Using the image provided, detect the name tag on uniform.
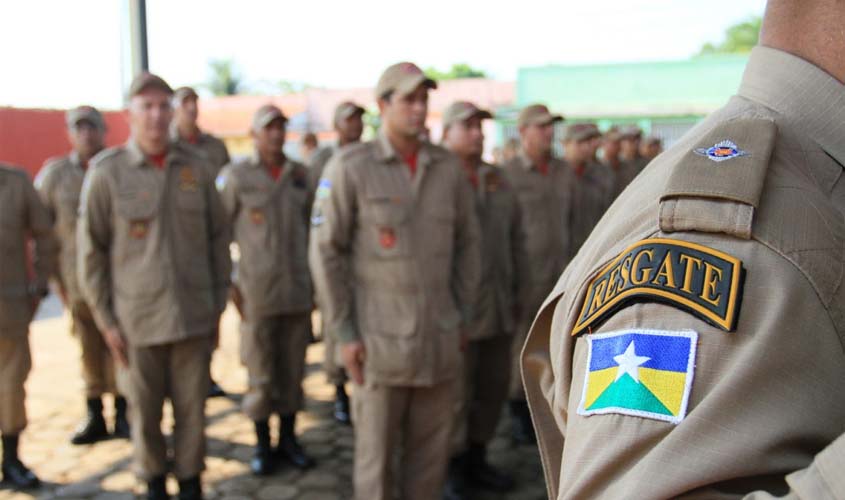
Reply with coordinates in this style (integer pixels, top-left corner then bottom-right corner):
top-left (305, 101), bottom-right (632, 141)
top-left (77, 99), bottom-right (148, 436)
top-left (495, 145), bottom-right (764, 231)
top-left (578, 329), bottom-right (697, 424)
top-left (572, 238), bottom-right (743, 336)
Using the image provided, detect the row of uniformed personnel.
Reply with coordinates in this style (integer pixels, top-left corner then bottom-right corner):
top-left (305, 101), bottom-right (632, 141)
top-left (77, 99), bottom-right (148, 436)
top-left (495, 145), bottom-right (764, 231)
top-left (0, 64), bottom-right (644, 500)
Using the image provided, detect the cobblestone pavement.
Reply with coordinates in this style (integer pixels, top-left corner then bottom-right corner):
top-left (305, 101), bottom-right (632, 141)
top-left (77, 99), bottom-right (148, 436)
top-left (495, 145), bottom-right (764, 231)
top-left (0, 300), bottom-right (546, 499)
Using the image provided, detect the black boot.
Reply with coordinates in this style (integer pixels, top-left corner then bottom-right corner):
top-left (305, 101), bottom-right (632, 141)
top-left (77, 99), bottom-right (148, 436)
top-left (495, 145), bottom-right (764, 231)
top-left (146, 475), bottom-right (168, 500)
top-left (442, 454), bottom-right (467, 500)
top-left (509, 400), bottom-right (536, 445)
top-left (333, 383), bottom-right (351, 425)
top-left (1, 434), bottom-right (40, 489)
top-left (113, 396), bottom-right (131, 439)
top-left (276, 413), bottom-right (314, 469)
top-left (177, 476), bottom-right (202, 500)
top-left (250, 420), bottom-right (273, 476)
top-left (466, 442), bottom-right (513, 490)
top-left (71, 397), bottom-right (109, 445)
top-left (206, 376), bottom-right (226, 399)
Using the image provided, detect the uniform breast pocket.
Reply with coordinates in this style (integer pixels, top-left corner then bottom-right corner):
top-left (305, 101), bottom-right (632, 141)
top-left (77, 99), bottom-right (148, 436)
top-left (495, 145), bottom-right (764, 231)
top-left (113, 194), bottom-right (163, 297)
top-left (361, 196), bottom-right (412, 259)
top-left (237, 190), bottom-right (272, 258)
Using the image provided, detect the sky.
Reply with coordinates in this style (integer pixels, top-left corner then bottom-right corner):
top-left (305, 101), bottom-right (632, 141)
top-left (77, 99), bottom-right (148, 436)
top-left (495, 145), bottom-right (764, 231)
top-left (0, 0), bottom-right (766, 110)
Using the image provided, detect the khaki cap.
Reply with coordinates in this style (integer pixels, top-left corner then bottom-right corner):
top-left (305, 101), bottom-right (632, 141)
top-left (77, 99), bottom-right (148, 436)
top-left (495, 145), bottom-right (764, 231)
top-left (173, 86), bottom-right (199, 103)
top-left (442, 101), bottom-right (493, 128)
top-left (517, 104), bottom-right (563, 128)
top-left (618, 125), bottom-right (643, 140)
top-left (333, 101), bottom-right (365, 125)
top-left (65, 105), bottom-right (105, 130)
top-left (643, 135), bottom-right (662, 146)
top-left (564, 123), bottom-right (601, 142)
top-left (375, 62), bottom-right (437, 99)
top-left (252, 104), bottom-right (288, 131)
top-left (603, 125), bottom-right (622, 141)
top-left (128, 72), bottom-right (173, 98)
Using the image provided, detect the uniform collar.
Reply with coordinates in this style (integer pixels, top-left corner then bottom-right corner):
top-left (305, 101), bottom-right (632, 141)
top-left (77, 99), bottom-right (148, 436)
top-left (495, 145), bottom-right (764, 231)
top-left (738, 45), bottom-right (845, 170)
top-left (169, 124), bottom-right (204, 144)
top-left (375, 130), bottom-right (435, 170)
top-left (125, 139), bottom-right (180, 169)
top-left (516, 150), bottom-right (555, 173)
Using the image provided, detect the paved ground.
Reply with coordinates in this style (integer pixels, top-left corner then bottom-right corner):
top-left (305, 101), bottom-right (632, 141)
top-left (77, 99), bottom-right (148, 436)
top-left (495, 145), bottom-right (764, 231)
top-left (0, 298), bottom-right (546, 499)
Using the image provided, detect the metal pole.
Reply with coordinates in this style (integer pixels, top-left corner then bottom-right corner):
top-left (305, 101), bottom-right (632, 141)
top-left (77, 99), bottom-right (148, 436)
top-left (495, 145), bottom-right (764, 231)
top-left (137, 0), bottom-right (148, 72)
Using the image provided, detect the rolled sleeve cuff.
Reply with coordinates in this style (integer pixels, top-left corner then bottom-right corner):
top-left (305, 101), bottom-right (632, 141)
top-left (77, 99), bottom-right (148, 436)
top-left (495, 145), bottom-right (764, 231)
top-left (333, 320), bottom-right (359, 344)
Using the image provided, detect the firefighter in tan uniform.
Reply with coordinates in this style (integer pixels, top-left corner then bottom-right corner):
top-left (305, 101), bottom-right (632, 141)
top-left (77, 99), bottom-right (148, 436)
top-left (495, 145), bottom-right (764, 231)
top-left (171, 86), bottom-right (231, 177)
top-left (441, 101), bottom-right (524, 499)
top-left (35, 106), bottom-right (130, 446)
top-left (563, 123), bottom-right (612, 258)
top-left (0, 163), bottom-right (54, 490)
top-left (78, 73), bottom-right (231, 500)
top-left (522, 2), bottom-right (845, 497)
top-left (306, 100), bottom-right (365, 425)
top-left (502, 104), bottom-right (573, 444)
top-left (309, 62), bottom-right (481, 500)
top-left (217, 104), bottom-right (315, 475)
top-left (600, 125), bottom-right (640, 199)
top-left (171, 86), bottom-right (231, 400)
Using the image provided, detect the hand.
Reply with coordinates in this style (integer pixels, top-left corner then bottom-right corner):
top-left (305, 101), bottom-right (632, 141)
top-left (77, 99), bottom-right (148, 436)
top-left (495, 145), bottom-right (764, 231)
top-left (341, 341), bottom-right (366, 385)
top-left (103, 327), bottom-right (129, 368)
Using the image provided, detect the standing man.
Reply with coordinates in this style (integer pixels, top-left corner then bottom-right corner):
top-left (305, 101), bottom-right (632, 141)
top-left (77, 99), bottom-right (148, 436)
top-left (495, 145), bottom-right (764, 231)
top-left (522, 0), bottom-right (845, 497)
top-left (171, 86), bottom-right (231, 400)
top-left (307, 100), bottom-right (365, 425)
top-left (78, 73), bottom-right (231, 500)
top-left (600, 125), bottom-right (640, 198)
top-left (35, 106), bottom-right (130, 445)
top-left (217, 104), bottom-right (315, 476)
top-left (309, 62), bottom-right (481, 500)
top-left (441, 101), bottom-right (523, 498)
top-left (640, 135), bottom-right (663, 161)
top-left (563, 123), bottom-right (612, 257)
top-left (618, 125), bottom-right (649, 172)
top-left (0, 163), bottom-right (53, 489)
top-left (171, 86), bottom-right (231, 177)
top-left (502, 104), bottom-right (572, 444)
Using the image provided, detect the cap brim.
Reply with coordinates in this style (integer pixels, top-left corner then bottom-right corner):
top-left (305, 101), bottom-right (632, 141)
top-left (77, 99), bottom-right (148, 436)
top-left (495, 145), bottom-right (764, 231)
top-left (254, 112), bottom-right (288, 131)
top-left (396, 74), bottom-right (438, 97)
top-left (337, 105), bottom-right (365, 121)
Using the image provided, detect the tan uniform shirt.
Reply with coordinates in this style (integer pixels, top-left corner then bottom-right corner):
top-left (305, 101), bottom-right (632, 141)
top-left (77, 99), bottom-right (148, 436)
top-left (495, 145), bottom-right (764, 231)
top-left (308, 133), bottom-right (481, 387)
top-left (0, 164), bottom-right (55, 334)
top-left (77, 141), bottom-right (232, 347)
top-left (170, 127), bottom-right (231, 177)
top-left (217, 154), bottom-right (312, 319)
top-left (503, 153), bottom-right (575, 327)
top-left (307, 145), bottom-right (336, 194)
top-left (34, 153), bottom-right (87, 304)
top-left (522, 46), bottom-right (845, 499)
top-left (466, 161), bottom-right (525, 340)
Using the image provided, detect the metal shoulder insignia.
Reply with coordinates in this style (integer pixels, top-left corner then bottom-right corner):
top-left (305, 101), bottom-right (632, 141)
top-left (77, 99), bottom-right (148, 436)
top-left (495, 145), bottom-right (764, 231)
top-left (571, 238), bottom-right (744, 336)
top-left (662, 117), bottom-right (777, 208)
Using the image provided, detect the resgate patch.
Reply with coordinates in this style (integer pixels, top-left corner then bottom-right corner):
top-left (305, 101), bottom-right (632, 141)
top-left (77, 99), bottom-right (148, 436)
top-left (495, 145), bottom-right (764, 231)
top-left (571, 238), bottom-right (744, 336)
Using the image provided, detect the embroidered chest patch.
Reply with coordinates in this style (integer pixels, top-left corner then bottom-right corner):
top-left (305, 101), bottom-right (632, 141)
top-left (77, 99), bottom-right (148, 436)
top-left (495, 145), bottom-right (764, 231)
top-left (571, 238), bottom-right (744, 336)
top-left (578, 329), bottom-right (698, 424)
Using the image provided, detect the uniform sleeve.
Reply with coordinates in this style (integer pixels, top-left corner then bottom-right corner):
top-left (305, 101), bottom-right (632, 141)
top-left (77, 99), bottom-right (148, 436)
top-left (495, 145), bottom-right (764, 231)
top-left (24, 175), bottom-right (56, 293)
top-left (33, 164), bottom-right (62, 287)
top-left (307, 154), bottom-right (358, 343)
top-left (76, 167), bottom-right (118, 331)
top-left (205, 169), bottom-right (232, 315)
top-left (451, 167), bottom-right (482, 326)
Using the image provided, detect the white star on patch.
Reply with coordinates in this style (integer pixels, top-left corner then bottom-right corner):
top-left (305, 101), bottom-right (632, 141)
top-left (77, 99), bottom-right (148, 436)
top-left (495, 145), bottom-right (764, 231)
top-left (614, 341), bottom-right (651, 383)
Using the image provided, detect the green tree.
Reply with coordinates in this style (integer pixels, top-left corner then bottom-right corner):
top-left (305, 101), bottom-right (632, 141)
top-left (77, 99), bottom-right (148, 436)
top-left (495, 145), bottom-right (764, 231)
top-left (424, 63), bottom-right (487, 80)
top-left (699, 16), bottom-right (762, 54)
top-left (207, 59), bottom-right (243, 96)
